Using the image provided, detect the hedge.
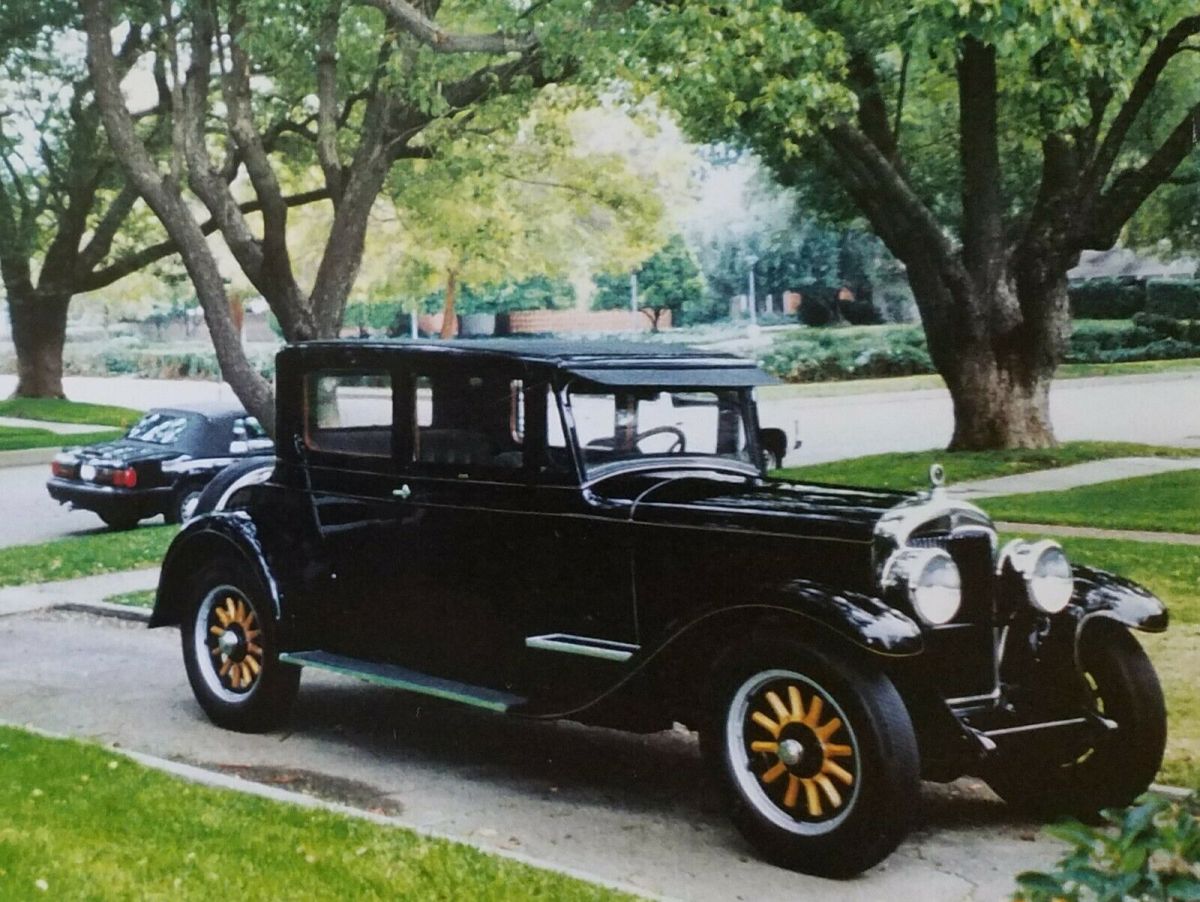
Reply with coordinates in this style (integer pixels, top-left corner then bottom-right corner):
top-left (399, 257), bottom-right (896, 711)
top-left (1068, 278), bottom-right (1146, 319)
top-left (1146, 280), bottom-right (1200, 319)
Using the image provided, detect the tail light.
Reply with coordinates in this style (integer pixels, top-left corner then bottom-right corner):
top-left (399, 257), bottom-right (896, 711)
top-left (112, 467), bottom-right (138, 488)
top-left (51, 461), bottom-right (70, 478)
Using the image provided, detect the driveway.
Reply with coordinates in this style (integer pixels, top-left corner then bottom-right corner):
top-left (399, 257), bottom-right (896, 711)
top-left (0, 608), bottom-right (1063, 900)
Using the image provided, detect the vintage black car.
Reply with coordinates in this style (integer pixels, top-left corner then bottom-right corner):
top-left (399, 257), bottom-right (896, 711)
top-left (47, 402), bottom-right (274, 529)
top-left (151, 340), bottom-right (1168, 877)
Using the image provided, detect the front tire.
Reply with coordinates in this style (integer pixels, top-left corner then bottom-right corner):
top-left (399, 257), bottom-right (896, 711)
top-left (704, 639), bottom-right (920, 878)
top-left (169, 481), bottom-right (205, 524)
top-left (986, 625), bottom-right (1165, 818)
top-left (181, 563), bottom-right (300, 732)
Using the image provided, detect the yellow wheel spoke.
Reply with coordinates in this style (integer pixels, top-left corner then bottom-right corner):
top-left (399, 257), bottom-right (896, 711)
top-left (787, 685), bottom-right (804, 720)
top-left (822, 759), bottom-right (854, 786)
top-left (210, 647), bottom-right (222, 657)
top-left (783, 775), bottom-right (801, 809)
top-left (751, 711), bottom-right (780, 738)
top-left (214, 607), bottom-right (231, 627)
top-left (209, 625), bottom-right (224, 636)
top-left (803, 695), bottom-right (823, 727)
top-left (749, 741), bottom-right (778, 754)
top-left (824, 743), bottom-right (853, 758)
top-left (814, 717), bottom-right (842, 742)
top-left (765, 691), bottom-right (790, 724)
top-left (244, 629), bottom-right (260, 641)
top-left (761, 761), bottom-right (787, 785)
top-left (814, 774), bottom-right (842, 809)
top-left (802, 778), bottom-right (822, 817)
top-left (244, 656), bottom-right (260, 676)
top-left (218, 658), bottom-right (233, 678)
top-left (246, 643), bottom-right (263, 658)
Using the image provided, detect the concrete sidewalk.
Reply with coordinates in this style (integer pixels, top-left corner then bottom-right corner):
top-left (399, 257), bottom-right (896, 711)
top-left (0, 415), bottom-right (115, 434)
top-left (0, 567), bottom-right (158, 619)
top-left (948, 455), bottom-right (1200, 500)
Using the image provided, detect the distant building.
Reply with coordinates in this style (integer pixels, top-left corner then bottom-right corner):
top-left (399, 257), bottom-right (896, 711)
top-left (1068, 248), bottom-right (1197, 282)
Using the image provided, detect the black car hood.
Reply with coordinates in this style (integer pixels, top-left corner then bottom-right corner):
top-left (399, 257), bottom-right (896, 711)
top-left (597, 467), bottom-right (911, 544)
top-left (62, 438), bottom-right (185, 466)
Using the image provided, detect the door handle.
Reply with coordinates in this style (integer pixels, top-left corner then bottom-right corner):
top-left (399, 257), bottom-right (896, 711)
top-left (393, 484), bottom-right (412, 500)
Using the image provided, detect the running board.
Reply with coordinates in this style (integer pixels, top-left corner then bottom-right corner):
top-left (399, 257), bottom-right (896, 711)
top-left (279, 650), bottom-right (525, 713)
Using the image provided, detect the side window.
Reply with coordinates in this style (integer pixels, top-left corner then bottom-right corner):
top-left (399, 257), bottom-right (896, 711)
top-left (305, 371), bottom-right (393, 458)
top-left (232, 416), bottom-right (273, 454)
top-left (411, 371), bottom-right (524, 472)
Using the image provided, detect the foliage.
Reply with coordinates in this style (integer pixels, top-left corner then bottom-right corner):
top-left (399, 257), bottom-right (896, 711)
top-left (983, 469), bottom-right (1200, 536)
top-left (593, 235), bottom-right (708, 328)
top-left (1147, 280), bottom-right (1200, 319)
top-left (0, 398), bottom-right (142, 428)
top-left (1014, 794), bottom-right (1200, 902)
top-left (0, 725), bottom-right (631, 900)
top-left (774, 443), bottom-right (1200, 493)
top-left (1067, 318), bottom-right (1200, 365)
top-left (1069, 280), bottom-right (1148, 320)
top-left (0, 526), bottom-right (176, 587)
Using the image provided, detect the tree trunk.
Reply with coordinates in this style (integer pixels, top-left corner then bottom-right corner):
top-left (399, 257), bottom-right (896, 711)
top-left (440, 269), bottom-right (458, 339)
top-left (920, 274), bottom-right (1069, 451)
top-left (8, 290), bottom-right (71, 399)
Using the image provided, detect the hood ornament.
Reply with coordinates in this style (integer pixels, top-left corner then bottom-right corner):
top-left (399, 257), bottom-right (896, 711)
top-left (928, 463), bottom-right (946, 495)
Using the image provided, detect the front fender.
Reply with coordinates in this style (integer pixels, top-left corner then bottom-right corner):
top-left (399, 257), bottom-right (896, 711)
top-left (151, 511), bottom-right (283, 628)
top-left (769, 579), bottom-right (924, 656)
top-left (1069, 565), bottom-right (1169, 634)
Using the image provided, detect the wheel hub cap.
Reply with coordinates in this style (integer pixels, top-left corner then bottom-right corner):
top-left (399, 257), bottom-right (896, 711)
top-left (778, 738), bottom-right (804, 766)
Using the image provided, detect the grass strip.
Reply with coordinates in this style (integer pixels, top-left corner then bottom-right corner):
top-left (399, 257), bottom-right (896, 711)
top-left (103, 589), bottom-right (156, 609)
top-left (0, 725), bottom-right (629, 900)
top-left (773, 442), bottom-right (1200, 491)
top-left (0, 398), bottom-right (142, 428)
top-left (982, 469), bottom-right (1200, 535)
top-left (0, 526), bottom-right (176, 587)
top-left (0, 425), bottom-right (122, 452)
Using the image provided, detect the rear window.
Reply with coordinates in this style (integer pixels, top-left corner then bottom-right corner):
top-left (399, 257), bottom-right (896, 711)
top-left (127, 412), bottom-right (192, 445)
top-left (305, 371), bottom-right (393, 458)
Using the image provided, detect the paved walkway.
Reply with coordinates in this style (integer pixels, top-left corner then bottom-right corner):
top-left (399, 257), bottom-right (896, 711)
top-left (994, 521), bottom-right (1200, 546)
top-left (948, 455), bottom-right (1200, 499)
top-left (0, 568), bottom-right (158, 619)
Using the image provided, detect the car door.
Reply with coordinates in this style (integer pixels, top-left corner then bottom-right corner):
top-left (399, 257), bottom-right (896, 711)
top-left (295, 364), bottom-right (418, 661)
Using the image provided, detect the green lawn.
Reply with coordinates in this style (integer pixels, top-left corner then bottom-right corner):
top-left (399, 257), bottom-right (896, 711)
top-left (0, 527), bottom-right (176, 587)
top-left (0, 398), bottom-right (142, 428)
top-left (984, 469), bottom-right (1200, 534)
top-left (773, 442), bottom-right (1200, 492)
top-left (0, 425), bottom-right (121, 452)
top-left (0, 726), bottom-right (627, 901)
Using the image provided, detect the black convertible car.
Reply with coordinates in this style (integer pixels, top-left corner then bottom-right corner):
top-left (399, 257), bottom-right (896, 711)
top-left (47, 402), bottom-right (273, 529)
top-left (150, 340), bottom-right (1168, 877)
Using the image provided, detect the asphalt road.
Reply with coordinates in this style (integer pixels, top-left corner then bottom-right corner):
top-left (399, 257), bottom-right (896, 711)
top-left (4, 369), bottom-right (1199, 548)
top-left (0, 609), bottom-right (1065, 900)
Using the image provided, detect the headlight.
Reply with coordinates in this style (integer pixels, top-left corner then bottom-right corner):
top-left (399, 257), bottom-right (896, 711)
top-left (998, 539), bottom-right (1074, 614)
top-left (882, 548), bottom-right (962, 625)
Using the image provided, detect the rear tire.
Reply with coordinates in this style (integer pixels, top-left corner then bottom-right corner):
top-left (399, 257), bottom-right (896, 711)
top-left (100, 512), bottom-right (140, 531)
top-left (702, 638), bottom-right (920, 877)
top-left (169, 481), bottom-right (205, 524)
top-left (985, 625), bottom-right (1165, 819)
top-left (180, 560), bottom-right (300, 732)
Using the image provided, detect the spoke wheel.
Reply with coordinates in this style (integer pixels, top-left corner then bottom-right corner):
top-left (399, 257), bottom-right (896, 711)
top-left (196, 588), bottom-right (265, 702)
top-left (181, 562), bottom-right (299, 733)
top-left (727, 670), bottom-right (861, 834)
top-left (704, 638), bottom-right (919, 878)
top-left (986, 624), bottom-right (1165, 819)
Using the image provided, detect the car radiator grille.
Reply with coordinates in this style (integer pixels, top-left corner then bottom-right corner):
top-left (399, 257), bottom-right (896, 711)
top-left (912, 530), bottom-right (998, 703)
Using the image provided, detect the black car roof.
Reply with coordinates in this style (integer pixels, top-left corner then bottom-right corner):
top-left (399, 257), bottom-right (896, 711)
top-left (149, 401), bottom-right (249, 421)
top-left (284, 339), bottom-right (778, 386)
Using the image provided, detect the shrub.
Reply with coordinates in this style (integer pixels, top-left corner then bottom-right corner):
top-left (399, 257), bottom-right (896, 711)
top-left (1014, 793), bottom-right (1200, 902)
top-left (1069, 278), bottom-right (1147, 319)
top-left (1146, 280), bottom-right (1200, 319)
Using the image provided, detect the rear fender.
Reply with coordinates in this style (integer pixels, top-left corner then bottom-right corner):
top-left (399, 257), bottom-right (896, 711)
top-left (151, 512), bottom-right (283, 628)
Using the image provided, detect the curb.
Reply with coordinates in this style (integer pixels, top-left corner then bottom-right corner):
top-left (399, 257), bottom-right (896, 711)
top-left (0, 447), bottom-right (56, 469)
top-left (2, 721), bottom-right (665, 901)
top-left (55, 599), bottom-right (151, 623)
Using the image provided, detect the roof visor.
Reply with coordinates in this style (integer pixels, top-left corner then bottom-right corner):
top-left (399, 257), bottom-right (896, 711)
top-left (566, 363), bottom-right (779, 388)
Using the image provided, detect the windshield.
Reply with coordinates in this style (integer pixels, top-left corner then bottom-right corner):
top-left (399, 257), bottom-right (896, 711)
top-left (566, 386), bottom-right (755, 477)
top-left (126, 412), bottom-right (192, 445)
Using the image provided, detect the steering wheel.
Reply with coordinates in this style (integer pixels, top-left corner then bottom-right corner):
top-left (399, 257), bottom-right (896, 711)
top-left (633, 425), bottom-right (687, 454)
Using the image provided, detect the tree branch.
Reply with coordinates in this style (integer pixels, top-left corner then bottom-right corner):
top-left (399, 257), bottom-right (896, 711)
top-left (81, 188), bottom-right (330, 291)
top-left (356, 0), bottom-right (535, 53)
top-left (957, 36), bottom-right (1005, 292)
top-left (1082, 14), bottom-right (1200, 195)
